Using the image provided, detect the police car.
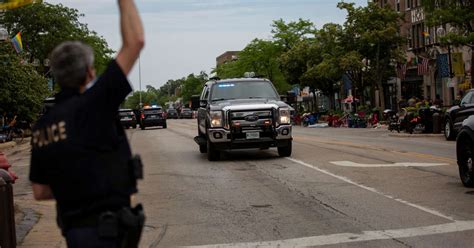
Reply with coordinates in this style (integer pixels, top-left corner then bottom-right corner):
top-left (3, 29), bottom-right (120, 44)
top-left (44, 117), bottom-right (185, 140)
top-left (139, 106), bottom-right (167, 130)
top-left (118, 109), bottom-right (137, 129)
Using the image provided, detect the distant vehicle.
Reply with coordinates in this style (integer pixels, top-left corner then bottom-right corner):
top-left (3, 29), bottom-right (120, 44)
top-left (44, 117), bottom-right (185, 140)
top-left (445, 89), bottom-right (474, 140)
top-left (456, 115), bottom-right (474, 187)
top-left (118, 109), bottom-right (137, 129)
top-left (140, 106), bottom-right (167, 130)
top-left (180, 108), bottom-right (193, 119)
top-left (194, 78), bottom-right (293, 161)
top-left (167, 108), bottom-right (179, 119)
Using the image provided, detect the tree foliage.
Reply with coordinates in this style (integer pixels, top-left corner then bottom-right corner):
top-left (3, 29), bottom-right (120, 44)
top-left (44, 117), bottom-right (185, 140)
top-left (0, 42), bottom-right (49, 122)
top-left (1, 3), bottom-right (114, 74)
top-left (123, 73), bottom-right (207, 109)
top-left (422, 0), bottom-right (473, 85)
top-left (214, 39), bottom-right (290, 93)
top-left (336, 2), bottom-right (404, 108)
top-left (271, 18), bottom-right (316, 51)
top-left (422, 0), bottom-right (474, 46)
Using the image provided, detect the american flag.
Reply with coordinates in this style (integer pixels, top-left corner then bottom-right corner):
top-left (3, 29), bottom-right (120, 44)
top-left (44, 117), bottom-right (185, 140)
top-left (418, 57), bottom-right (429, 75)
top-left (397, 63), bottom-right (407, 80)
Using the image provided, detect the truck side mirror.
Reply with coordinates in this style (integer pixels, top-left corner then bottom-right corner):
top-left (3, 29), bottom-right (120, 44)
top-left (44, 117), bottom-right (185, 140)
top-left (190, 95), bottom-right (200, 110)
top-left (200, 100), bottom-right (208, 108)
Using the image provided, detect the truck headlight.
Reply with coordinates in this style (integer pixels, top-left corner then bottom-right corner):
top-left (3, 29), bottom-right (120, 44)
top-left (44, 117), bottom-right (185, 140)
top-left (279, 108), bottom-right (291, 125)
top-left (210, 111), bottom-right (223, 127)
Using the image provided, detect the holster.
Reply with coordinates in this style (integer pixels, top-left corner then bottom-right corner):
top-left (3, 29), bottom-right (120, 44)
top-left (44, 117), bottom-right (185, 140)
top-left (97, 204), bottom-right (145, 248)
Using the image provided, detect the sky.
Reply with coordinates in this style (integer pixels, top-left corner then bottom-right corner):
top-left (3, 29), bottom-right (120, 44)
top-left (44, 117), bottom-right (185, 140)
top-left (46, 0), bottom-right (367, 91)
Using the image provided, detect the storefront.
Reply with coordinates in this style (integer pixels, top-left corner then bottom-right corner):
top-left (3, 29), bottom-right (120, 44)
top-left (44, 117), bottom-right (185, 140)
top-left (401, 68), bottom-right (423, 99)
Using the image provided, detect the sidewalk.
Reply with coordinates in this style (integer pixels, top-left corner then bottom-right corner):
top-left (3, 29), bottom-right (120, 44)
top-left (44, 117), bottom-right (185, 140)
top-left (1, 140), bottom-right (65, 247)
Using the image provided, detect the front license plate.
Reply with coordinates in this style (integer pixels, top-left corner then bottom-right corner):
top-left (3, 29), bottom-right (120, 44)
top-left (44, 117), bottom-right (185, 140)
top-left (246, 132), bottom-right (260, 139)
top-left (122, 117), bottom-right (131, 121)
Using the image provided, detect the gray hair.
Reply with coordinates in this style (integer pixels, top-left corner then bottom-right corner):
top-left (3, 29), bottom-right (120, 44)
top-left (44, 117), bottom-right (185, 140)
top-left (50, 41), bottom-right (94, 89)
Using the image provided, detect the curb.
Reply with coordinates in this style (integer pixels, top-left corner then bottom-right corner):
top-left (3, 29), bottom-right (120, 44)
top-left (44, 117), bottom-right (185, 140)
top-left (388, 133), bottom-right (444, 138)
top-left (15, 208), bottom-right (40, 244)
top-left (0, 141), bottom-right (16, 150)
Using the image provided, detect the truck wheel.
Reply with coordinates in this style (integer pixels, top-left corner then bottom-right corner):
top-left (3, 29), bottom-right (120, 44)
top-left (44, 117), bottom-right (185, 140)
top-left (278, 141), bottom-right (292, 157)
top-left (458, 136), bottom-right (474, 187)
top-left (207, 139), bottom-right (219, 161)
top-left (445, 119), bottom-right (456, 140)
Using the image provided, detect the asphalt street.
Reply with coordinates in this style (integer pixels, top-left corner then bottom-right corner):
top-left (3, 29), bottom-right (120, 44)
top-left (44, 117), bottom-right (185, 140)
top-left (128, 119), bottom-right (474, 248)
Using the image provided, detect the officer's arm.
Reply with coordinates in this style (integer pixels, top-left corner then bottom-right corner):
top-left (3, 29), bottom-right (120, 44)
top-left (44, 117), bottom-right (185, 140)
top-left (115, 0), bottom-right (145, 75)
top-left (32, 183), bottom-right (54, 200)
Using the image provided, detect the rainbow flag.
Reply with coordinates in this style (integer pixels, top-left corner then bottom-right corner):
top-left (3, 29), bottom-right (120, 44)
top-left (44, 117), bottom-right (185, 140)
top-left (0, 0), bottom-right (40, 10)
top-left (11, 32), bottom-right (23, 53)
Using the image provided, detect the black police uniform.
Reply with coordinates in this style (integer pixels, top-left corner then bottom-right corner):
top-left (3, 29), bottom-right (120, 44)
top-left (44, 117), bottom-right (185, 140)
top-left (29, 60), bottom-right (140, 247)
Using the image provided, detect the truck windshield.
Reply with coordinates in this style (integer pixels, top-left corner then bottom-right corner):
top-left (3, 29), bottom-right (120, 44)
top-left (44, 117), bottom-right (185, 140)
top-left (211, 81), bottom-right (279, 101)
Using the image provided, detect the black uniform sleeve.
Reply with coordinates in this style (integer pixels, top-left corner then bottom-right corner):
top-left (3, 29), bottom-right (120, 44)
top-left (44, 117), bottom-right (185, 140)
top-left (83, 60), bottom-right (133, 114)
top-left (29, 148), bottom-right (49, 185)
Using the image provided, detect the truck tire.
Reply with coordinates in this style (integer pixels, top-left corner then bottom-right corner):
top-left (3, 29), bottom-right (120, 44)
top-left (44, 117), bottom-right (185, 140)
top-left (445, 119), bottom-right (456, 140)
top-left (278, 141), bottom-right (292, 157)
top-left (207, 138), bottom-right (219, 161)
top-left (458, 135), bottom-right (474, 187)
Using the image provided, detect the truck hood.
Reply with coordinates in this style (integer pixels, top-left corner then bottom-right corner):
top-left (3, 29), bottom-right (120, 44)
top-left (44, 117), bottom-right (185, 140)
top-left (210, 99), bottom-right (289, 111)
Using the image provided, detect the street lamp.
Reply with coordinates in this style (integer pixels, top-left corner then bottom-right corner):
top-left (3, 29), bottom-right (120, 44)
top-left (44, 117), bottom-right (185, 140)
top-left (138, 54), bottom-right (143, 108)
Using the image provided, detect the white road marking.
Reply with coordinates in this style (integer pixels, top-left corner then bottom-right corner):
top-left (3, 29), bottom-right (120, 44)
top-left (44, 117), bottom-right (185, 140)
top-left (184, 221), bottom-right (474, 248)
top-left (330, 161), bottom-right (448, 168)
top-left (183, 158), bottom-right (467, 248)
top-left (287, 158), bottom-right (454, 221)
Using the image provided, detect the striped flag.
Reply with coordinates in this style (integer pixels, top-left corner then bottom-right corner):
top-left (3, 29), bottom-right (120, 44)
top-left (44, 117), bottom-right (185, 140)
top-left (396, 63), bottom-right (407, 80)
top-left (10, 32), bottom-right (23, 53)
top-left (0, 0), bottom-right (40, 10)
top-left (417, 57), bottom-right (429, 75)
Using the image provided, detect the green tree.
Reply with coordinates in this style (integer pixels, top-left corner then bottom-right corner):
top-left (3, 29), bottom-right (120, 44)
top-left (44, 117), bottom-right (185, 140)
top-left (214, 39), bottom-right (290, 93)
top-left (1, 3), bottom-right (114, 74)
top-left (422, 0), bottom-right (474, 85)
top-left (0, 42), bottom-right (49, 122)
top-left (271, 18), bottom-right (316, 51)
top-left (181, 72), bottom-right (207, 103)
top-left (338, 2), bottom-right (404, 109)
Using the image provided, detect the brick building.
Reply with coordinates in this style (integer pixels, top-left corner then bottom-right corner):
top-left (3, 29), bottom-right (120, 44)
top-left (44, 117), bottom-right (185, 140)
top-left (216, 51), bottom-right (239, 66)
top-left (372, 0), bottom-right (472, 107)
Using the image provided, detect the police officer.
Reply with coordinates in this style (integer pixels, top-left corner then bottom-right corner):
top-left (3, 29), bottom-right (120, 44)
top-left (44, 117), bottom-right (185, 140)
top-left (29, 0), bottom-right (145, 247)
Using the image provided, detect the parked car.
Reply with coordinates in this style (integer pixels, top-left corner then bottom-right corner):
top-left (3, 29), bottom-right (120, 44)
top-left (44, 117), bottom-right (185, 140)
top-left (456, 115), bottom-right (474, 187)
top-left (180, 108), bottom-right (193, 119)
top-left (118, 109), bottom-right (137, 129)
top-left (445, 89), bottom-right (474, 140)
top-left (140, 106), bottom-right (167, 130)
top-left (194, 78), bottom-right (293, 161)
top-left (167, 108), bottom-right (179, 119)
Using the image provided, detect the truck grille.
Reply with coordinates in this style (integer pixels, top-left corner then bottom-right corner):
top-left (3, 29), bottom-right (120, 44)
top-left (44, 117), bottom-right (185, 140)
top-left (228, 110), bottom-right (275, 140)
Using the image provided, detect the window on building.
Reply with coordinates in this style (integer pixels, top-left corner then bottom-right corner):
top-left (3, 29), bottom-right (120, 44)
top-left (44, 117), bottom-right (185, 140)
top-left (396, 0), bottom-right (401, 12)
top-left (408, 27), bottom-right (413, 49)
top-left (405, 0), bottom-right (412, 9)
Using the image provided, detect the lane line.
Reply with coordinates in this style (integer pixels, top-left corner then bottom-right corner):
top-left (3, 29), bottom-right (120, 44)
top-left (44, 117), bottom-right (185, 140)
top-left (286, 158), bottom-right (455, 221)
top-left (330, 161), bottom-right (448, 168)
top-left (293, 135), bottom-right (456, 164)
top-left (183, 158), bottom-right (464, 248)
top-left (184, 221), bottom-right (474, 248)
